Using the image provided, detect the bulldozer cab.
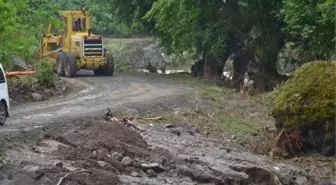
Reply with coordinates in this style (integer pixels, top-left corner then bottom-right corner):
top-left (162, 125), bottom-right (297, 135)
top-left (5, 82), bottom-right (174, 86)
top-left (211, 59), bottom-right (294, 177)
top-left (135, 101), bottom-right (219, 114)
top-left (60, 8), bottom-right (94, 51)
top-left (61, 9), bottom-right (92, 34)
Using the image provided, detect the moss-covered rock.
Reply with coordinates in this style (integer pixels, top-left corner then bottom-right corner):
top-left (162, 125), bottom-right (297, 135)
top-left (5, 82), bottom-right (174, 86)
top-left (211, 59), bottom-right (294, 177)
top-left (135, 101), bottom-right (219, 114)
top-left (272, 61), bottom-right (335, 155)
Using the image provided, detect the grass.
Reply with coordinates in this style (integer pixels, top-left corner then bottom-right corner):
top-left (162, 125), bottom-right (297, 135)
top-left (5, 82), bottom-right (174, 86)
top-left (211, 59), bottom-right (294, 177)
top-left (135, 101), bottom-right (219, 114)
top-left (115, 61), bottom-right (134, 72)
top-left (156, 73), bottom-right (275, 138)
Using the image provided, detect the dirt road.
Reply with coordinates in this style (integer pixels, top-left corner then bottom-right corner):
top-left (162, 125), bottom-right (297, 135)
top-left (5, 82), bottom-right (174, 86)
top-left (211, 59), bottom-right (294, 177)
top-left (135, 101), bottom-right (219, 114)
top-left (2, 71), bottom-right (191, 134)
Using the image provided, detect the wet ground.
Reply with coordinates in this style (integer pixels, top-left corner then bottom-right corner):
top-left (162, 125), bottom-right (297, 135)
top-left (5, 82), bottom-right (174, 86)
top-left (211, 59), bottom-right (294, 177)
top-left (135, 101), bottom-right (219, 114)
top-left (0, 120), bottom-right (317, 185)
top-left (0, 72), bottom-right (334, 185)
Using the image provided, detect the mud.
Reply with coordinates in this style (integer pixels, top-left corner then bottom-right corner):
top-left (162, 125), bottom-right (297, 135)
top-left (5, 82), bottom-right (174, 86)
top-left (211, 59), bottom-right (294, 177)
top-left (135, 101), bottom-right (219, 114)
top-left (1, 118), bottom-right (328, 185)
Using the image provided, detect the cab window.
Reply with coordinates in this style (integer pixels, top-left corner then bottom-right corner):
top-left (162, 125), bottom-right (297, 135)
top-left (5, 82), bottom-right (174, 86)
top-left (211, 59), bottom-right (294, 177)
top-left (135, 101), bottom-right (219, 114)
top-left (73, 18), bottom-right (86, 32)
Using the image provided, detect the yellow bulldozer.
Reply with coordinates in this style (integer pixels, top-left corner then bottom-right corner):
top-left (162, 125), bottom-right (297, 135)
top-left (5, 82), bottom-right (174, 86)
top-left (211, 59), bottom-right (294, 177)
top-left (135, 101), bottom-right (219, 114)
top-left (36, 8), bottom-right (114, 77)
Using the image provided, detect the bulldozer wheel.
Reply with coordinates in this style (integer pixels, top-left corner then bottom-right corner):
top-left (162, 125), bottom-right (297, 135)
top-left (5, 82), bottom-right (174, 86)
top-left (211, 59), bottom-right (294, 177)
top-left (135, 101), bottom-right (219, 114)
top-left (94, 68), bottom-right (104, 76)
top-left (64, 53), bottom-right (77, 78)
top-left (56, 52), bottom-right (65, 76)
top-left (103, 53), bottom-right (114, 76)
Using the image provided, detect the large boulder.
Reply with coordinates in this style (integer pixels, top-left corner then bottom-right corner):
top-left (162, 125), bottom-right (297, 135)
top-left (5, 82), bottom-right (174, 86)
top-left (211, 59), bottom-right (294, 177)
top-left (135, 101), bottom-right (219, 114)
top-left (117, 40), bottom-right (167, 73)
top-left (272, 61), bottom-right (335, 156)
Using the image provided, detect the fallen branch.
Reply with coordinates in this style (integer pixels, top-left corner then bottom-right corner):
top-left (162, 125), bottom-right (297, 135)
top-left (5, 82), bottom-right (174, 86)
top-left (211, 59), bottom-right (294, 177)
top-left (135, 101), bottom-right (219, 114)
top-left (56, 169), bottom-right (90, 185)
top-left (138, 116), bottom-right (164, 121)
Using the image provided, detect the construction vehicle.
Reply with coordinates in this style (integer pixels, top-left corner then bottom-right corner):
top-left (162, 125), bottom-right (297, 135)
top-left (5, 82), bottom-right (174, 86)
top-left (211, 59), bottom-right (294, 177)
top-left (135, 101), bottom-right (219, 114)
top-left (36, 8), bottom-right (114, 77)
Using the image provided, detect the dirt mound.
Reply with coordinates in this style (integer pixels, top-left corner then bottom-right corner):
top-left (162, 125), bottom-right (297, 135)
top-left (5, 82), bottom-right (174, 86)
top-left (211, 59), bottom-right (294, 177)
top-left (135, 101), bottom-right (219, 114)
top-left (55, 122), bottom-right (149, 160)
top-left (8, 76), bottom-right (74, 106)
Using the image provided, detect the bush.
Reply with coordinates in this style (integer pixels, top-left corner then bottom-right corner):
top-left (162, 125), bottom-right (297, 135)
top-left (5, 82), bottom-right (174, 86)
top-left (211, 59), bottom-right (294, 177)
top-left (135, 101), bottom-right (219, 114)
top-left (272, 61), bottom-right (335, 130)
top-left (34, 60), bottom-right (56, 88)
top-left (115, 61), bottom-right (134, 72)
top-left (272, 61), bottom-right (335, 155)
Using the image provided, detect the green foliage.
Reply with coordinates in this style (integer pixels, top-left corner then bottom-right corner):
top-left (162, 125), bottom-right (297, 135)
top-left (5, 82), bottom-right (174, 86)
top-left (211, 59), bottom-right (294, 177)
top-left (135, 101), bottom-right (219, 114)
top-left (115, 61), bottom-right (134, 72)
top-left (8, 76), bottom-right (37, 89)
top-left (272, 61), bottom-right (335, 133)
top-left (34, 60), bottom-right (56, 87)
top-left (280, 0), bottom-right (335, 59)
top-left (0, 1), bottom-right (36, 68)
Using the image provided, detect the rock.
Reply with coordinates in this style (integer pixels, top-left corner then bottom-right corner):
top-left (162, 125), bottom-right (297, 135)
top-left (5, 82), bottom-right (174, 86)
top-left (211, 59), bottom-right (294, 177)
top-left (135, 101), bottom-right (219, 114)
top-left (54, 161), bottom-right (63, 168)
top-left (321, 134), bottom-right (335, 156)
top-left (146, 169), bottom-right (157, 178)
top-left (171, 128), bottom-right (182, 136)
top-left (130, 172), bottom-right (139, 177)
top-left (31, 93), bottom-right (43, 101)
top-left (273, 163), bottom-right (309, 185)
top-left (296, 176), bottom-right (308, 185)
top-left (121, 156), bottom-right (133, 166)
top-left (22, 165), bottom-right (44, 180)
top-left (141, 163), bottom-right (165, 173)
top-left (98, 161), bottom-right (108, 167)
top-left (0, 160), bottom-right (4, 169)
top-left (319, 179), bottom-right (336, 185)
top-left (164, 124), bottom-right (175, 129)
top-left (231, 135), bottom-right (236, 140)
top-left (111, 152), bottom-right (123, 161)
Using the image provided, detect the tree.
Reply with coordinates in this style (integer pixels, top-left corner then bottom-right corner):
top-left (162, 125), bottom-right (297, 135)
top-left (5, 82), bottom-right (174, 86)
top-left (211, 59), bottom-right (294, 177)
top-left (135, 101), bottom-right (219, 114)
top-left (280, 0), bottom-right (335, 61)
top-left (0, 0), bottom-right (36, 69)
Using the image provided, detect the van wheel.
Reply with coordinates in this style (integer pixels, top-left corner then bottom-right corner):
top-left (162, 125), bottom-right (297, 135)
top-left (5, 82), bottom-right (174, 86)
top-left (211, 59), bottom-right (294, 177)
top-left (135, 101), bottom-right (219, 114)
top-left (0, 101), bottom-right (7, 125)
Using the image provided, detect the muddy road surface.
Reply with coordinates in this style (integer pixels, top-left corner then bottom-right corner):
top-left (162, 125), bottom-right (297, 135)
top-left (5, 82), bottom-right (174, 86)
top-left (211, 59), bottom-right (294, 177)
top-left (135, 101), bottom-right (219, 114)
top-left (3, 71), bottom-right (191, 134)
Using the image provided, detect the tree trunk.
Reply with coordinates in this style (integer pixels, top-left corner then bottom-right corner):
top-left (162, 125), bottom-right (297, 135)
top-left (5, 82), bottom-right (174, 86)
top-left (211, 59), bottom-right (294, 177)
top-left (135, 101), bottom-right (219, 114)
top-left (232, 48), bottom-right (251, 91)
top-left (203, 53), bottom-right (218, 78)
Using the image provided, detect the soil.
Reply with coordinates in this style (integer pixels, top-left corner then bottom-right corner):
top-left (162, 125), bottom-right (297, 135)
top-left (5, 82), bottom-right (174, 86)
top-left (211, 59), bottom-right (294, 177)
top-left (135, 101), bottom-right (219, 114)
top-left (1, 117), bottom-right (334, 185)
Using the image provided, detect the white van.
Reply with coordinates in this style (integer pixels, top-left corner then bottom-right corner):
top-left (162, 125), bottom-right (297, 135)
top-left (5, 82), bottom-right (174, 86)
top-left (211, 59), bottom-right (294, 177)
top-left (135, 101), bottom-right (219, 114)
top-left (0, 63), bottom-right (9, 125)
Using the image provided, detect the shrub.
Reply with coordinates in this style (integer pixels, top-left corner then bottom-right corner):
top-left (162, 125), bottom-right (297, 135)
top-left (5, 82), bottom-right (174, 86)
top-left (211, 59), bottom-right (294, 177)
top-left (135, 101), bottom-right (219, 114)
top-left (34, 60), bottom-right (56, 88)
top-left (115, 61), bottom-right (134, 72)
top-left (272, 61), bottom-right (335, 131)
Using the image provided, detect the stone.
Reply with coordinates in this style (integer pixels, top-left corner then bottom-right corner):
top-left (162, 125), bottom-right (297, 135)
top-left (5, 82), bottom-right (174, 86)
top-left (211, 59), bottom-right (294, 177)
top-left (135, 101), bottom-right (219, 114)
top-left (97, 161), bottom-right (108, 167)
top-left (164, 124), bottom-right (175, 129)
top-left (171, 128), bottom-right (182, 136)
top-left (130, 172), bottom-right (139, 177)
top-left (22, 165), bottom-right (44, 180)
top-left (231, 135), bottom-right (236, 140)
top-left (296, 176), bottom-right (308, 185)
top-left (111, 152), bottom-right (123, 161)
top-left (31, 93), bottom-right (43, 101)
top-left (121, 156), bottom-right (133, 166)
top-left (0, 174), bottom-right (5, 181)
top-left (54, 161), bottom-right (63, 168)
top-left (146, 169), bottom-right (157, 178)
top-left (141, 163), bottom-right (165, 173)
top-left (319, 179), bottom-right (336, 185)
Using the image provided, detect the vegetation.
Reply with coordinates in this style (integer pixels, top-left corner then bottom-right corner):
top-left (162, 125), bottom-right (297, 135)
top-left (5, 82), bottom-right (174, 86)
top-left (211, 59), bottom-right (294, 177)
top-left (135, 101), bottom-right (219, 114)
top-left (34, 60), bottom-right (56, 87)
top-left (272, 61), bottom-right (335, 132)
top-left (158, 73), bottom-right (274, 137)
top-left (1, 0), bottom-right (334, 77)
